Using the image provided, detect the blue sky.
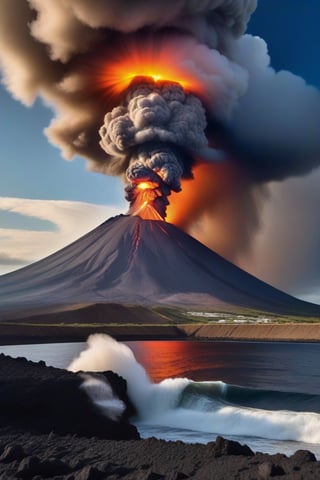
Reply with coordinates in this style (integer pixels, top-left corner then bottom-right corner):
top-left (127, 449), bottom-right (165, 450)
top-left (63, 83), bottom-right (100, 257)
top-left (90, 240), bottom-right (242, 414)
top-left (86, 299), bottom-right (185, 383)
top-left (0, 0), bottom-right (319, 303)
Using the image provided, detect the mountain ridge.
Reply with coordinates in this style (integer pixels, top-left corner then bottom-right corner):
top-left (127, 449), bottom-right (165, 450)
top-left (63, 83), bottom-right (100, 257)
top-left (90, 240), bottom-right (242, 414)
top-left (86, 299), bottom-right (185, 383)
top-left (0, 215), bottom-right (319, 319)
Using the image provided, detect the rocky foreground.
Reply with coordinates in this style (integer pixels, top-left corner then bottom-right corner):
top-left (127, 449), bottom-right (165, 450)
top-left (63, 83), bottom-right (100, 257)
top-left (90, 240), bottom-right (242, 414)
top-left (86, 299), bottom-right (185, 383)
top-left (0, 355), bottom-right (319, 479)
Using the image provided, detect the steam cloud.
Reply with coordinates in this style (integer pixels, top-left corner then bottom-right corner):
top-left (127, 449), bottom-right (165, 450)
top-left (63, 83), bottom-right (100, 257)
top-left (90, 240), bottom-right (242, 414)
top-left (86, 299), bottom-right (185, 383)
top-left (0, 0), bottom-right (320, 295)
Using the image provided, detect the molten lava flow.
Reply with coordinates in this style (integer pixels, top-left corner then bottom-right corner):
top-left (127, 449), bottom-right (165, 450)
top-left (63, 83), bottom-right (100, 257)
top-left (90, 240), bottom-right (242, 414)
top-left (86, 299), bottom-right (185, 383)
top-left (128, 181), bottom-right (166, 221)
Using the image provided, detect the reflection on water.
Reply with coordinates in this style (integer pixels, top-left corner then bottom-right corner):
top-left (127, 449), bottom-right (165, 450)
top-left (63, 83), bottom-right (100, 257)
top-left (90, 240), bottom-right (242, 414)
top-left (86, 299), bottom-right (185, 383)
top-left (127, 340), bottom-right (320, 395)
top-left (0, 342), bottom-right (85, 370)
top-left (1, 340), bottom-right (320, 395)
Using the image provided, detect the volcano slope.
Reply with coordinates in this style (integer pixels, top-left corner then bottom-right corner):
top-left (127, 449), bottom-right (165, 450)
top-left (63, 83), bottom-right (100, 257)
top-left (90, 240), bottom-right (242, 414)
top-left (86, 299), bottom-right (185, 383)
top-left (0, 214), bottom-right (319, 320)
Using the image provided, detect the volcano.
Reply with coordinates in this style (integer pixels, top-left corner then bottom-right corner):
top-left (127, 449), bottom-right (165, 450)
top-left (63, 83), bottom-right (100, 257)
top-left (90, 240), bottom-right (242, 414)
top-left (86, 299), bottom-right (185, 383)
top-left (0, 215), bottom-right (319, 320)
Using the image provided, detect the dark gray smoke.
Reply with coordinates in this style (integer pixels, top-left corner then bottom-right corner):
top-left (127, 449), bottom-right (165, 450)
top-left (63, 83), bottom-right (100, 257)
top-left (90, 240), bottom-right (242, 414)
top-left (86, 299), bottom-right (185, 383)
top-left (1, 0), bottom-right (318, 182)
top-left (0, 0), bottom-right (320, 297)
top-left (99, 78), bottom-right (223, 213)
top-left (0, 0), bottom-right (252, 171)
top-left (99, 80), bottom-right (208, 176)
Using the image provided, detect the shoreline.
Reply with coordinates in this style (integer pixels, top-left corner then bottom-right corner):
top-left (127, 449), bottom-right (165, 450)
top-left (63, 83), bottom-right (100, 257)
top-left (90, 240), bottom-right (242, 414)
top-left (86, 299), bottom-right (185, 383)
top-left (0, 322), bottom-right (320, 345)
top-left (1, 355), bottom-right (320, 479)
top-left (2, 428), bottom-right (319, 480)
top-left (1, 427), bottom-right (319, 480)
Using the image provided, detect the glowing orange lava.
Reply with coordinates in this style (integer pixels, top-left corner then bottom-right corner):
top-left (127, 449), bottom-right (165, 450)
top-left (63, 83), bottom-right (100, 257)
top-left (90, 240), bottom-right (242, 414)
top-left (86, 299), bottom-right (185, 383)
top-left (129, 181), bottom-right (165, 221)
top-left (137, 181), bottom-right (159, 191)
top-left (94, 36), bottom-right (204, 100)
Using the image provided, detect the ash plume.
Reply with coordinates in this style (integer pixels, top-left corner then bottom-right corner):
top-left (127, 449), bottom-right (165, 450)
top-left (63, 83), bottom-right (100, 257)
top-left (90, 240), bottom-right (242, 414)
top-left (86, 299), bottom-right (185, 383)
top-left (99, 79), bottom-right (208, 175)
top-left (99, 78), bottom-right (219, 215)
top-left (0, 0), bottom-right (320, 296)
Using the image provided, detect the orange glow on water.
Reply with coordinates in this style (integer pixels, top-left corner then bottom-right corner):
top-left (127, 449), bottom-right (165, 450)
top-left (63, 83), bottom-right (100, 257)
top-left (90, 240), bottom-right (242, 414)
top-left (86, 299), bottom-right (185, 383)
top-left (126, 341), bottom-right (226, 382)
top-left (127, 341), bottom-right (193, 381)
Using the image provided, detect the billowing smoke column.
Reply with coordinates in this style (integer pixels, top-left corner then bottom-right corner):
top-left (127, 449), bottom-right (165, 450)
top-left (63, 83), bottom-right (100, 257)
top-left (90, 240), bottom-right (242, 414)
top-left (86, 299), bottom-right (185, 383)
top-left (1, 0), bottom-right (320, 293)
top-left (99, 78), bottom-right (214, 218)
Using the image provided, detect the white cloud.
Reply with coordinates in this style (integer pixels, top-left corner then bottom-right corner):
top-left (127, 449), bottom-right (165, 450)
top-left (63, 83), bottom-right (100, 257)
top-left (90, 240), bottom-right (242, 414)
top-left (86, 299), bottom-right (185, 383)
top-left (0, 196), bottom-right (125, 275)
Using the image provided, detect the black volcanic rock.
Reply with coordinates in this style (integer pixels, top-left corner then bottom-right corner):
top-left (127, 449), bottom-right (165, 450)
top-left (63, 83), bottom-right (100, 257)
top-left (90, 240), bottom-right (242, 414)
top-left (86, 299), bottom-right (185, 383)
top-left (0, 429), bottom-right (319, 480)
top-left (0, 354), bottom-right (138, 440)
top-left (0, 214), bottom-right (319, 317)
top-left (213, 436), bottom-right (254, 457)
top-left (0, 444), bottom-right (25, 463)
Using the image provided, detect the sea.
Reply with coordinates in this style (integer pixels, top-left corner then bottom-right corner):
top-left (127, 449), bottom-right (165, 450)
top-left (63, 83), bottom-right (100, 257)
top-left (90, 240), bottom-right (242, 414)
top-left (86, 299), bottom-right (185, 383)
top-left (1, 335), bottom-right (320, 458)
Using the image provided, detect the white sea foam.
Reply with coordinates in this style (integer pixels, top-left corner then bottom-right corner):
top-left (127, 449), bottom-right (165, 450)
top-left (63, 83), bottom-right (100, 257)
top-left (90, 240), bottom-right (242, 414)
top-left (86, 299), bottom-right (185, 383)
top-left (68, 334), bottom-right (320, 444)
top-left (80, 374), bottom-right (125, 421)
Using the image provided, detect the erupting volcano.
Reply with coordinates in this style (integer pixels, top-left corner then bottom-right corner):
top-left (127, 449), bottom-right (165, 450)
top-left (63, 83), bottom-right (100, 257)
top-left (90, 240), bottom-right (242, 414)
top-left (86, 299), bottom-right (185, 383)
top-left (128, 181), bottom-right (166, 221)
top-left (1, 0), bottom-right (320, 315)
top-left (98, 75), bottom-right (217, 221)
top-left (1, 214), bottom-right (319, 321)
top-left (93, 32), bottom-right (229, 221)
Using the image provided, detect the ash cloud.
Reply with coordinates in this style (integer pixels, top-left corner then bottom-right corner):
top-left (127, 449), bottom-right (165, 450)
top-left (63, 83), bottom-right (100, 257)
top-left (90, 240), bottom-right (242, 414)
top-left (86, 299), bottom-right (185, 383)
top-left (238, 170), bottom-right (320, 297)
top-left (228, 35), bottom-right (320, 181)
top-left (99, 79), bottom-right (214, 193)
top-left (0, 0), bottom-right (320, 296)
top-left (1, 0), bottom-right (319, 181)
top-left (0, 0), bottom-right (253, 172)
top-left (100, 81), bottom-right (207, 161)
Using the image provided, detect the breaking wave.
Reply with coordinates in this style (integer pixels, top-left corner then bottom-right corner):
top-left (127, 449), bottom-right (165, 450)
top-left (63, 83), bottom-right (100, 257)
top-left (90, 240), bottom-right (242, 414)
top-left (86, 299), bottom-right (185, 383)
top-left (69, 334), bottom-right (320, 444)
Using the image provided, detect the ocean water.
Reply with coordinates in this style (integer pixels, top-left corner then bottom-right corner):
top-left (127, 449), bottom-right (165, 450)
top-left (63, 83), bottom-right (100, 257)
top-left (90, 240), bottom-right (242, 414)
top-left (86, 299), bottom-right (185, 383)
top-left (1, 336), bottom-right (320, 458)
